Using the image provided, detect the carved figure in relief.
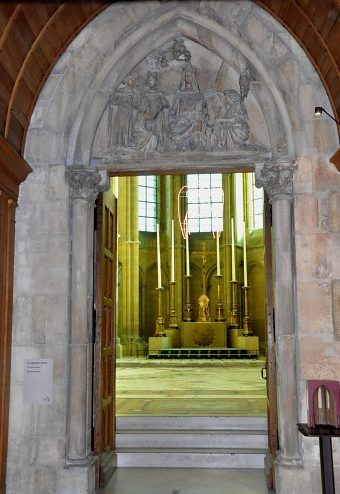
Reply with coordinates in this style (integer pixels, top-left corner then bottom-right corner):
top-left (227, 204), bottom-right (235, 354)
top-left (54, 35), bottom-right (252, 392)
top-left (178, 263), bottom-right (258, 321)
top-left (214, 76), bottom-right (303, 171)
top-left (170, 64), bottom-right (210, 150)
top-left (108, 72), bottom-right (139, 150)
top-left (173, 38), bottom-right (191, 62)
top-left (101, 39), bottom-right (259, 159)
top-left (239, 66), bottom-right (256, 102)
top-left (198, 294), bottom-right (211, 322)
top-left (130, 71), bottom-right (170, 153)
top-left (212, 89), bottom-right (249, 150)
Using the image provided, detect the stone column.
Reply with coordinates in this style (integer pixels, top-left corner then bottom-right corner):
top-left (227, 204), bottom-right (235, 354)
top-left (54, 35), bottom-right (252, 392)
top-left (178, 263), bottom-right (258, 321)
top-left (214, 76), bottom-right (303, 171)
top-left (64, 167), bottom-right (105, 488)
top-left (117, 177), bottom-right (139, 355)
top-left (255, 162), bottom-right (302, 487)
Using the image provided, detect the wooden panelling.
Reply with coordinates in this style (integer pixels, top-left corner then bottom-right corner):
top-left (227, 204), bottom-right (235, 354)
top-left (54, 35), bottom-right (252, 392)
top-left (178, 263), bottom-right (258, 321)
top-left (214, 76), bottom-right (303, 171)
top-left (0, 5), bottom-right (17, 36)
top-left (94, 191), bottom-right (117, 488)
top-left (0, 190), bottom-right (16, 494)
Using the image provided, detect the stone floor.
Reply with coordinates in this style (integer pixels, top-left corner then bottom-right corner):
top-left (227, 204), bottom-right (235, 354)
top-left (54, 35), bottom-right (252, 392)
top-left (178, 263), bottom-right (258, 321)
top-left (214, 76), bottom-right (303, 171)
top-left (112, 360), bottom-right (269, 493)
top-left (116, 358), bottom-right (267, 417)
top-left (102, 467), bottom-right (270, 494)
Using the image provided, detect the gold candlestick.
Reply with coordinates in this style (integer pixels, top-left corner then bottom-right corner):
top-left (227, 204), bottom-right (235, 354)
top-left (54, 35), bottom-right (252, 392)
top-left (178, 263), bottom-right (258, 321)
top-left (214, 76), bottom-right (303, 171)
top-left (242, 285), bottom-right (252, 336)
top-left (183, 274), bottom-right (192, 321)
top-left (168, 281), bottom-right (179, 328)
top-left (229, 280), bottom-right (239, 328)
top-left (215, 274), bottom-right (225, 321)
top-left (154, 287), bottom-right (165, 336)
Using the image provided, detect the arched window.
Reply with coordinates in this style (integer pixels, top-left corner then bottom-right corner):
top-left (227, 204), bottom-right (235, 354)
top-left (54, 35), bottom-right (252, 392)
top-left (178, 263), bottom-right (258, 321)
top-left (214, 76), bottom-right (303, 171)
top-left (186, 174), bottom-right (223, 233)
top-left (138, 176), bottom-right (157, 232)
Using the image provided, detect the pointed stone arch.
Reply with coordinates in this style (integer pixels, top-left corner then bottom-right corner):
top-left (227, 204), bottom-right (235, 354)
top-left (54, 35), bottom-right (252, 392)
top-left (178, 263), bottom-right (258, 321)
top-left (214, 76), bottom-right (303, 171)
top-left (9, 2), bottom-right (339, 494)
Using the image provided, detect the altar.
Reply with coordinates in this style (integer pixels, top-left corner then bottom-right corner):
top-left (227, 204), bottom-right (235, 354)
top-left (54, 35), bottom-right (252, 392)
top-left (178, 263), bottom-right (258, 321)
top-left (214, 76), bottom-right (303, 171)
top-left (181, 322), bottom-right (226, 348)
top-left (148, 211), bottom-right (260, 358)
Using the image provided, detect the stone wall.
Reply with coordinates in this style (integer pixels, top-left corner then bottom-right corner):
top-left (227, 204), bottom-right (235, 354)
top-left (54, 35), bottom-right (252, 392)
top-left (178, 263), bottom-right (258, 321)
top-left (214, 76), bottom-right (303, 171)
top-left (294, 154), bottom-right (340, 490)
top-left (8, 164), bottom-right (71, 493)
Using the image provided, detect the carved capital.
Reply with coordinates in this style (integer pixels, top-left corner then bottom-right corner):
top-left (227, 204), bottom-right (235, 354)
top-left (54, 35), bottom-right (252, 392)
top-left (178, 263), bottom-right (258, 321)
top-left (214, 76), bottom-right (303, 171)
top-left (66, 167), bottom-right (103, 205)
top-left (255, 161), bottom-right (297, 201)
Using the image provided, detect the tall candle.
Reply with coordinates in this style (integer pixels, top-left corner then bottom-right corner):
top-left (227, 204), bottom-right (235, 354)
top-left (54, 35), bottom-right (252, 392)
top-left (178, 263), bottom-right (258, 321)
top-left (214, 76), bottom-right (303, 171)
top-left (231, 218), bottom-right (236, 281)
top-left (156, 223), bottom-right (162, 288)
top-left (243, 221), bottom-right (248, 286)
top-left (186, 231), bottom-right (190, 276)
top-left (216, 232), bottom-right (221, 276)
top-left (171, 219), bottom-right (175, 282)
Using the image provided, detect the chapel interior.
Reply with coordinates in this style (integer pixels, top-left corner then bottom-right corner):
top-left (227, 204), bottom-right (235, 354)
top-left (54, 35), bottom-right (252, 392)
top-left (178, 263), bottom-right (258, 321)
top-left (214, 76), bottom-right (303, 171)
top-left (114, 172), bottom-right (266, 360)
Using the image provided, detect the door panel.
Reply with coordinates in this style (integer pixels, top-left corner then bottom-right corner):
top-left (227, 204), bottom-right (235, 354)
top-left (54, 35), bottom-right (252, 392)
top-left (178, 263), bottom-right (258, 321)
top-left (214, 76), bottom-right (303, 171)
top-left (94, 189), bottom-right (117, 487)
top-left (264, 193), bottom-right (278, 491)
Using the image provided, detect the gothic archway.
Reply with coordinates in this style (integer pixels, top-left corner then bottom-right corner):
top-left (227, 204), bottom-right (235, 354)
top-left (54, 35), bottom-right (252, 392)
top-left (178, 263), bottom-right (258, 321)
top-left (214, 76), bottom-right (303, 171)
top-left (8, 3), bottom-right (339, 494)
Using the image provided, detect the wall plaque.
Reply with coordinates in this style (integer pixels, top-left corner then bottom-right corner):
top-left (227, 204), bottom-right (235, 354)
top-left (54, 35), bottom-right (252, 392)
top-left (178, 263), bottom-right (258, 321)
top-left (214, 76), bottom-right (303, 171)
top-left (23, 359), bottom-right (53, 405)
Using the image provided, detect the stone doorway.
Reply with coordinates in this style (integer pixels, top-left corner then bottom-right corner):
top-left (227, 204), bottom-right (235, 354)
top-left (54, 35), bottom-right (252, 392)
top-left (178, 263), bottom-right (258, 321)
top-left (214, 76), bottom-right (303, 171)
top-left (103, 168), bottom-right (275, 490)
top-left (8, 3), bottom-right (339, 494)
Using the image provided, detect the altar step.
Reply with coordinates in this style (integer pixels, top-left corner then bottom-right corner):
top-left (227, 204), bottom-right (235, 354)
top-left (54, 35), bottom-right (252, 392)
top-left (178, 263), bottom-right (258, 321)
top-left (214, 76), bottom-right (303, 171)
top-left (148, 347), bottom-right (257, 359)
top-left (116, 417), bottom-right (267, 468)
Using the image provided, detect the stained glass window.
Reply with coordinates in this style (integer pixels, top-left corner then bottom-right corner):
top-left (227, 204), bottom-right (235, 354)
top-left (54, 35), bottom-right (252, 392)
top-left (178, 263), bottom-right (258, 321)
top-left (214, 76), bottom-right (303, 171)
top-left (138, 176), bottom-right (157, 232)
top-left (186, 174), bottom-right (223, 232)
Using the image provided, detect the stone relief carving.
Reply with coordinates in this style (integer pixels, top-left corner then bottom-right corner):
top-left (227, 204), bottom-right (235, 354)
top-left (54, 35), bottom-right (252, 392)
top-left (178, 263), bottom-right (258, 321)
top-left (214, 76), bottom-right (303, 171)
top-left (94, 38), bottom-right (269, 162)
top-left (66, 167), bottom-right (102, 205)
top-left (173, 38), bottom-right (191, 62)
top-left (255, 162), bottom-right (297, 199)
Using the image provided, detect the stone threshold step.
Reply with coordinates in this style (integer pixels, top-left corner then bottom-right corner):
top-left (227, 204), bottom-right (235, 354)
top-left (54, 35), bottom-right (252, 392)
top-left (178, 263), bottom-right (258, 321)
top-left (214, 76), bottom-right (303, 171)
top-left (117, 435), bottom-right (267, 449)
top-left (117, 429), bottom-right (267, 435)
top-left (117, 359), bottom-right (264, 367)
top-left (116, 448), bottom-right (267, 454)
top-left (116, 450), bottom-right (266, 468)
top-left (116, 417), bottom-right (267, 431)
top-left (148, 355), bottom-right (257, 360)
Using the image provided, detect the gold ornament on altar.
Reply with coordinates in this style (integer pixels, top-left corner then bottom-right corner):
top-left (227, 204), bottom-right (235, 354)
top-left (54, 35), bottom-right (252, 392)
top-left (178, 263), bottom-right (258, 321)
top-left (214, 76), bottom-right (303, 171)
top-left (193, 323), bottom-right (215, 347)
top-left (198, 294), bottom-right (210, 322)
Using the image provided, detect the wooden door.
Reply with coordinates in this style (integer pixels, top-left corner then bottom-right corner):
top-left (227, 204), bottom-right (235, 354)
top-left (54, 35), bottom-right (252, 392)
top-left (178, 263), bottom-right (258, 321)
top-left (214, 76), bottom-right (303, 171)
top-left (93, 188), bottom-right (117, 488)
top-left (0, 191), bottom-right (16, 494)
top-left (263, 193), bottom-right (278, 491)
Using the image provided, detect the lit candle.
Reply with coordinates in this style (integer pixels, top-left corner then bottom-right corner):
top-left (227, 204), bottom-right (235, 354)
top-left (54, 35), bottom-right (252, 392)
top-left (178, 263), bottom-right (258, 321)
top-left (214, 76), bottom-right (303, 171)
top-left (156, 223), bottom-right (162, 288)
top-left (216, 232), bottom-right (221, 276)
top-left (171, 219), bottom-right (175, 282)
top-left (231, 218), bottom-right (236, 281)
top-left (243, 221), bottom-right (248, 286)
top-left (186, 231), bottom-right (190, 276)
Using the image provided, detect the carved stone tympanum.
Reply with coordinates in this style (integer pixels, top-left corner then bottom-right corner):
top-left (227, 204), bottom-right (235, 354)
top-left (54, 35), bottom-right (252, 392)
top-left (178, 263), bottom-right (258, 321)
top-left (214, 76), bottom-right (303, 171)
top-left (93, 38), bottom-right (269, 164)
